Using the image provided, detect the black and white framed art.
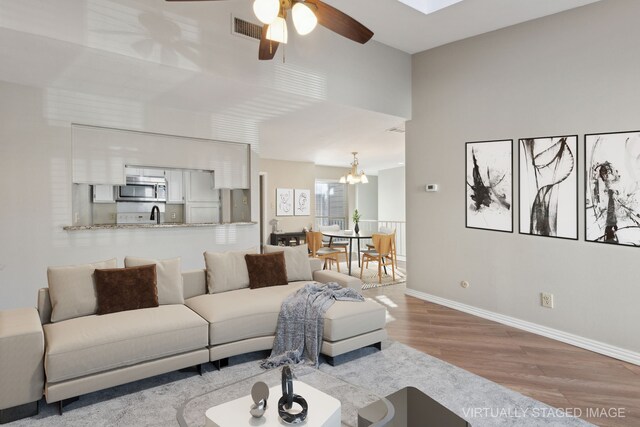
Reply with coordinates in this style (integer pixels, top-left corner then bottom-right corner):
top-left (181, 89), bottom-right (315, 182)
top-left (519, 135), bottom-right (578, 240)
top-left (276, 188), bottom-right (293, 216)
top-left (585, 130), bottom-right (640, 246)
top-left (465, 139), bottom-right (513, 232)
top-left (294, 189), bottom-right (310, 216)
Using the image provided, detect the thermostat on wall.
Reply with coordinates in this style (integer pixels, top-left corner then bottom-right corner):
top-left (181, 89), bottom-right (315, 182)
top-left (425, 184), bottom-right (439, 192)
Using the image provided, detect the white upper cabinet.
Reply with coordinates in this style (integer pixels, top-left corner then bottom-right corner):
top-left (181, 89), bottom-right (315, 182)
top-left (166, 169), bottom-right (184, 204)
top-left (72, 125), bottom-right (250, 188)
top-left (124, 166), bottom-right (142, 177)
top-left (186, 171), bottom-right (218, 202)
top-left (142, 168), bottom-right (166, 178)
top-left (92, 185), bottom-right (115, 203)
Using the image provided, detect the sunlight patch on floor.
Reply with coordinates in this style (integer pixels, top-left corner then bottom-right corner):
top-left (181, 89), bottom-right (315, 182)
top-left (375, 295), bottom-right (398, 308)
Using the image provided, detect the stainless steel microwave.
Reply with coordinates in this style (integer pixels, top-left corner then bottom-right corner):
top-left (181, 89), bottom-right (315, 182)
top-left (116, 176), bottom-right (167, 202)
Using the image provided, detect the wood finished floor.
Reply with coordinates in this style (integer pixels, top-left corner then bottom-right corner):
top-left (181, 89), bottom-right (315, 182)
top-left (361, 284), bottom-right (640, 427)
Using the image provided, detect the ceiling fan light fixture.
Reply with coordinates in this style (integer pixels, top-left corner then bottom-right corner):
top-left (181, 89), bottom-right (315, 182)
top-left (292, 2), bottom-right (318, 35)
top-left (253, 0), bottom-right (280, 24)
top-left (266, 16), bottom-right (288, 43)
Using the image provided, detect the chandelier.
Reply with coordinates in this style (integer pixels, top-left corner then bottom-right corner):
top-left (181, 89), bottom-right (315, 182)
top-left (253, 0), bottom-right (318, 43)
top-left (339, 152), bottom-right (368, 185)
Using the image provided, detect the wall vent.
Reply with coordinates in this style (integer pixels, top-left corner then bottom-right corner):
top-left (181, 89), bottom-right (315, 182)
top-left (232, 16), bottom-right (262, 41)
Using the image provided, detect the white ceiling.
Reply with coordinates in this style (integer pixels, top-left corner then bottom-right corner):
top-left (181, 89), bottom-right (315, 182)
top-left (326, 0), bottom-right (600, 54)
top-left (0, 0), bottom-right (600, 173)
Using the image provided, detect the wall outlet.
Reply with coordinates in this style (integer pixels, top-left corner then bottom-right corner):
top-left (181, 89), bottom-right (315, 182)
top-left (74, 212), bottom-right (80, 224)
top-left (109, 213), bottom-right (116, 220)
top-left (460, 280), bottom-right (470, 289)
top-left (171, 212), bottom-right (177, 220)
top-left (541, 292), bottom-right (554, 308)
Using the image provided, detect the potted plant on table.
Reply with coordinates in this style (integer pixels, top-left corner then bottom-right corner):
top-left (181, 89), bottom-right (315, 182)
top-left (352, 209), bottom-right (361, 234)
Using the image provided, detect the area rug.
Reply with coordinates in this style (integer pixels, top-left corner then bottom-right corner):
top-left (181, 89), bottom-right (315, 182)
top-left (342, 263), bottom-right (406, 289)
top-left (12, 341), bottom-right (593, 426)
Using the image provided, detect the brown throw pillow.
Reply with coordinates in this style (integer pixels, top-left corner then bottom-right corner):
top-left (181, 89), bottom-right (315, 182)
top-left (245, 252), bottom-right (288, 289)
top-left (94, 265), bottom-right (159, 315)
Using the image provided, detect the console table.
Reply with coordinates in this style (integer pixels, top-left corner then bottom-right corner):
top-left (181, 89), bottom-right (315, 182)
top-left (270, 231), bottom-right (307, 246)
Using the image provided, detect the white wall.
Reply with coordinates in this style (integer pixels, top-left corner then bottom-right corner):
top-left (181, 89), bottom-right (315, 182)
top-left (0, 81), bottom-right (260, 310)
top-left (0, 1), bottom-right (411, 121)
top-left (378, 166), bottom-right (406, 221)
top-left (356, 175), bottom-right (378, 221)
top-left (408, 0), bottom-right (640, 354)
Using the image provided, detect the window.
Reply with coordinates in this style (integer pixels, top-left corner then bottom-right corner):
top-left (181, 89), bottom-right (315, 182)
top-left (315, 180), bottom-right (347, 229)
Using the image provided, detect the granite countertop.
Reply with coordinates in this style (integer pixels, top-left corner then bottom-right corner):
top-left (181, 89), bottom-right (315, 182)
top-left (63, 222), bottom-right (257, 231)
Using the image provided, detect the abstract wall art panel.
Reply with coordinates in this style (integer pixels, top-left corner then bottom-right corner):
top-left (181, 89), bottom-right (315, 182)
top-left (294, 189), bottom-right (311, 216)
top-left (276, 188), bottom-right (293, 216)
top-left (519, 135), bottom-right (578, 239)
top-left (585, 131), bottom-right (640, 246)
top-left (465, 139), bottom-right (513, 232)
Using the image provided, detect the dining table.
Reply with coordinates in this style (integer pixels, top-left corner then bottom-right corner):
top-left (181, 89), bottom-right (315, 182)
top-left (320, 230), bottom-right (372, 276)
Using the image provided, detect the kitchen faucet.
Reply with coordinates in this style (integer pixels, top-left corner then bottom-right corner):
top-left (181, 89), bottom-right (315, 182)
top-left (150, 205), bottom-right (160, 225)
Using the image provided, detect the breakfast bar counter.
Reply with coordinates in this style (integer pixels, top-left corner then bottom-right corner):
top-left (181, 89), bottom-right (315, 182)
top-left (63, 222), bottom-right (257, 231)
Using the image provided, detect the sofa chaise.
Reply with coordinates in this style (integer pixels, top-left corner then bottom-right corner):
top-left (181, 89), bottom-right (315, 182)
top-left (0, 246), bottom-right (387, 422)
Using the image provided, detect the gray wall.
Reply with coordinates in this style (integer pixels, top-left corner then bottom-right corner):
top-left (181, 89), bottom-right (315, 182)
top-left (356, 175), bottom-right (378, 221)
top-left (378, 166), bottom-right (406, 221)
top-left (408, 0), bottom-right (640, 354)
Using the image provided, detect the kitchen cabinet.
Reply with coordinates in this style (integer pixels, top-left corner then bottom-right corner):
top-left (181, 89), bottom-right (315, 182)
top-left (186, 171), bottom-right (218, 202)
top-left (73, 125), bottom-right (250, 188)
top-left (124, 166), bottom-right (142, 177)
top-left (143, 168), bottom-right (166, 178)
top-left (185, 203), bottom-right (221, 224)
top-left (125, 167), bottom-right (165, 178)
top-left (166, 169), bottom-right (184, 204)
top-left (92, 185), bottom-right (115, 203)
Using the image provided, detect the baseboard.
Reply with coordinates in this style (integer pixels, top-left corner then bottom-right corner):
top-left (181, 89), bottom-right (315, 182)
top-left (404, 288), bottom-right (640, 366)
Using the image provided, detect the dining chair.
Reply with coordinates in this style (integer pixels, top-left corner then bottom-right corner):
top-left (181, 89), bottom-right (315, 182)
top-left (360, 233), bottom-right (395, 283)
top-left (306, 231), bottom-right (343, 272)
top-left (366, 227), bottom-right (397, 273)
top-left (318, 224), bottom-right (350, 258)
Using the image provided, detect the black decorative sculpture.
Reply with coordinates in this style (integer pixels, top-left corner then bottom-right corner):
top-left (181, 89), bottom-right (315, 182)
top-left (278, 366), bottom-right (308, 424)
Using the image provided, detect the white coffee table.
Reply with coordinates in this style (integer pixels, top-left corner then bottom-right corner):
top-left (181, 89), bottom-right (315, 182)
top-left (205, 380), bottom-right (341, 427)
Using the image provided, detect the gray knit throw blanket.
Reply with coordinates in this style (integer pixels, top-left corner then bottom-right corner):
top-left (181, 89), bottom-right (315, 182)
top-left (261, 282), bottom-right (364, 369)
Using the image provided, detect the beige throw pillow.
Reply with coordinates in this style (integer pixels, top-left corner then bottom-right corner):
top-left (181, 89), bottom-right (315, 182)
top-left (47, 258), bottom-right (117, 323)
top-left (204, 248), bottom-right (257, 294)
top-left (124, 257), bottom-right (184, 305)
top-left (264, 244), bottom-right (312, 282)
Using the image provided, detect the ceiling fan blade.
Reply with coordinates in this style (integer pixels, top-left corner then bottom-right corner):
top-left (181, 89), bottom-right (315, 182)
top-left (259, 24), bottom-right (279, 60)
top-left (306, 0), bottom-right (373, 44)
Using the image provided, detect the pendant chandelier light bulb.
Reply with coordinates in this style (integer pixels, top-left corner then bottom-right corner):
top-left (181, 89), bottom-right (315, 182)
top-left (339, 152), bottom-right (368, 185)
top-left (253, 0), bottom-right (280, 24)
top-left (266, 16), bottom-right (288, 44)
top-left (292, 2), bottom-right (318, 35)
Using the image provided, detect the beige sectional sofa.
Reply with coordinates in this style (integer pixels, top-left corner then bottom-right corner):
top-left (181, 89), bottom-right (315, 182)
top-left (183, 262), bottom-right (387, 367)
top-left (1, 250), bottom-right (386, 421)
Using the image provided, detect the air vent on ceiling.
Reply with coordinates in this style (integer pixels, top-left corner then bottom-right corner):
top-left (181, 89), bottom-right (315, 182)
top-left (232, 16), bottom-right (262, 41)
top-left (386, 126), bottom-right (406, 134)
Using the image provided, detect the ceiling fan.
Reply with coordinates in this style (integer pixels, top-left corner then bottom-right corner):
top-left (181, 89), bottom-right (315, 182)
top-left (166, 0), bottom-right (374, 60)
